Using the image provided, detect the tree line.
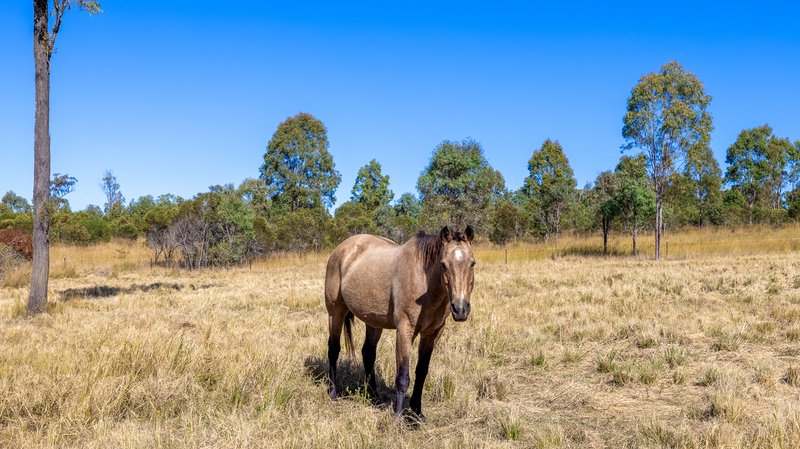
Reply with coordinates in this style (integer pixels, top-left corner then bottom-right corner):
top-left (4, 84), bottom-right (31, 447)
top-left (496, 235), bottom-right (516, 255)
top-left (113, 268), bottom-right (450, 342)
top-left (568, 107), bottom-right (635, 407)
top-left (4, 85), bottom-right (800, 266)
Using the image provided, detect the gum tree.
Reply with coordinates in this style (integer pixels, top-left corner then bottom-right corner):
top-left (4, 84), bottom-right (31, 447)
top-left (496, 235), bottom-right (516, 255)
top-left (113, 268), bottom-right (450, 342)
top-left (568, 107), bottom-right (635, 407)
top-left (351, 159), bottom-right (393, 211)
top-left (622, 61), bottom-right (712, 259)
top-left (260, 113), bottom-right (341, 213)
top-left (30, 0), bottom-right (101, 314)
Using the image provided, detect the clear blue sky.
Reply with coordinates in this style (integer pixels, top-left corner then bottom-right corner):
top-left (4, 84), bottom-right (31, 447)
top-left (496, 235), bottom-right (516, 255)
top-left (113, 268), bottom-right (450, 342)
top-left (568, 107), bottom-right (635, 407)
top-left (2, 1), bottom-right (799, 210)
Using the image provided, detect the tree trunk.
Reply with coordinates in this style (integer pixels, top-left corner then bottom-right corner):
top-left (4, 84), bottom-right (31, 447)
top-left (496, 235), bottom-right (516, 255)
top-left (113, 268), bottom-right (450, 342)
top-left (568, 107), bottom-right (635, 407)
top-left (602, 217), bottom-right (609, 256)
top-left (748, 201), bottom-right (754, 226)
top-left (654, 187), bottom-right (663, 260)
top-left (632, 226), bottom-right (638, 256)
top-left (29, 0), bottom-right (51, 315)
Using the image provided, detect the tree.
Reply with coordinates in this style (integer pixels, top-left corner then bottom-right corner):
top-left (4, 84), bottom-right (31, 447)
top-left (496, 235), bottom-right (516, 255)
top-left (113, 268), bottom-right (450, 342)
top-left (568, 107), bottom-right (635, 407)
top-left (393, 193), bottom-right (422, 242)
top-left (237, 178), bottom-right (274, 217)
top-left (417, 139), bottom-right (505, 232)
top-left (1, 192), bottom-right (32, 213)
top-left (351, 159), bottom-right (393, 211)
top-left (489, 200), bottom-right (526, 246)
top-left (521, 139), bottom-right (577, 240)
top-left (622, 61), bottom-right (712, 260)
top-left (681, 142), bottom-right (723, 226)
top-left (331, 201), bottom-right (376, 239)
top-left (29, 0), bottom-right (101, 314)
top-left (614, 155), bottom-right (655, 256)
top-left (145, 196), bottom-right (181, 264)
top-left (100, 170), bottom-right (124, 217)
top-left (260, 113), bottom-right (341, 212)
top-left (49, 173), bottom-right (77, 211)
top-left (725, 125), bottom-right (797, 224)
top-left (395, 193), bottom-right (421, 219)
top-left (591, 171), bottom-right (618, 255)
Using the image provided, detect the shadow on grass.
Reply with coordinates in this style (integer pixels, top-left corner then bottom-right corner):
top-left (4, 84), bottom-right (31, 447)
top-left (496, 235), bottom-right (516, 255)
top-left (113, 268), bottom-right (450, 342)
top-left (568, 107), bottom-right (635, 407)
top-left (60, 282), bottom-right (188, 300)
top-left (304, 355), bottom-right (391, 408)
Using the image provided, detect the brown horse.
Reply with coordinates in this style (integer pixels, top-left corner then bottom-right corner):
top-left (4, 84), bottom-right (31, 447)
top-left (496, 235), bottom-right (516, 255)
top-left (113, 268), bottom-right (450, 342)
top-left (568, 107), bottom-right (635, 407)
top-left (324, 225), bottom-right (476, 419)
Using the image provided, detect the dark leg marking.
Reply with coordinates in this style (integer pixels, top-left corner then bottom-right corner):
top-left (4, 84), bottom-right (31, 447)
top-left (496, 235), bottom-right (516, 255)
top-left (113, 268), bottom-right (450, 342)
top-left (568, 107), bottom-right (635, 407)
top-left (394, 359), bottom-right (410, 415)
top-left (327, 336), bottom-right (341, 401)
top-left (362, 325), bottom-right (383, 401)
top-left (410, 327), bottom-right (443, 421)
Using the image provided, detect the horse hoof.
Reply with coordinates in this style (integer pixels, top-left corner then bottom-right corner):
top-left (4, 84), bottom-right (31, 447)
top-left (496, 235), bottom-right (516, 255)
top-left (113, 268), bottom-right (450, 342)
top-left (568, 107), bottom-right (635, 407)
top-left (402, 410), bottom-right (426, 427)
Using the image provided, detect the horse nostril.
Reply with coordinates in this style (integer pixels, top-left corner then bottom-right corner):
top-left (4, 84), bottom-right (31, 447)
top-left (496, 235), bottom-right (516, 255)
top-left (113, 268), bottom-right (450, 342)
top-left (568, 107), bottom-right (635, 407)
top-left (451, 303), bottom-right (458, 315)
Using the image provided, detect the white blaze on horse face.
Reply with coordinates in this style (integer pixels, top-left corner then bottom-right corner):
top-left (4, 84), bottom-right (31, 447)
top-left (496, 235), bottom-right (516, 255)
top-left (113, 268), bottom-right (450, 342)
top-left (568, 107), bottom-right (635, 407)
top-left (454, 249), bottom-right (464, 262)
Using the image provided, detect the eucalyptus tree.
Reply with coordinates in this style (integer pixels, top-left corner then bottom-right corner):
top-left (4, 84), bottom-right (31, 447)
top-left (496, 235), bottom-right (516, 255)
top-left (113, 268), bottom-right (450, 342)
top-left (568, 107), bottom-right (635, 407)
top-left (100, 170), bottom-right (124, 217)
top-left (29, 0), bottom-right (101, 314)
top-left (614, 155), bottom-right (655, 256)
top-left (592, 171), bottom-right (618, 255)
top-left (622, 61), bottom-right (712, 259)
top-left (260, 113), bottom-right (341, 213)
top-left (351, 159), bottom-right (393, 211)
top-left (417, 139), bottom-right (505, 232)
top-left (1, 192), bottom-right (32, 214)
top-left (725, 125), bottom-right (797, 224)
top-left (521, 139), bottom-right (577, 240)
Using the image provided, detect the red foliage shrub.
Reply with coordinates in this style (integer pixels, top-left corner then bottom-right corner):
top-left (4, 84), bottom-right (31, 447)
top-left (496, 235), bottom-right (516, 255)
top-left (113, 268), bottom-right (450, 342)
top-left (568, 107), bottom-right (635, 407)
top-left (0, 228), bottom-right (33, 261)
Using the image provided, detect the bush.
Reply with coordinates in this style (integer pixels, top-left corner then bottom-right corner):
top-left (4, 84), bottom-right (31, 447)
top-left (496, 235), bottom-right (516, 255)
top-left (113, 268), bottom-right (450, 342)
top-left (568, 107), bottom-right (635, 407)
top-left (110, 216), bottom-right (140, 240)
top-left (0, 228), bottom-right (33, 260)
top-left (51, 211), bottom-right (110, 244)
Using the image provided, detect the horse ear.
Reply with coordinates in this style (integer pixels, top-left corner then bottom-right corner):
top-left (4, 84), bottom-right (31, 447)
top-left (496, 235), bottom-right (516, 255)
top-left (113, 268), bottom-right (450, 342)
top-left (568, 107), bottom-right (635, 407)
top-left (464, 225), bottom-right (474, 242)
top-left (440, 226), bottom-right (452, 242)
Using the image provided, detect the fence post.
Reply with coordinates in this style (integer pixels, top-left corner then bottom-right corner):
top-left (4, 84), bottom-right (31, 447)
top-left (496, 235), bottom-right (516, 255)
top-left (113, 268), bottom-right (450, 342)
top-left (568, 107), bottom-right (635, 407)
top-left (666, 240), bottom-right (669, 259)
top-left (505, 246), bottom-right (508, 265)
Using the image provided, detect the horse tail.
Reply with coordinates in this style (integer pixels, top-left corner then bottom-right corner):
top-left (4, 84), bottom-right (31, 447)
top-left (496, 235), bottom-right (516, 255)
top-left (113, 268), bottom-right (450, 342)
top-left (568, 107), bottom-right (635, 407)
top-left (343, 311), bottom-right (355, 359)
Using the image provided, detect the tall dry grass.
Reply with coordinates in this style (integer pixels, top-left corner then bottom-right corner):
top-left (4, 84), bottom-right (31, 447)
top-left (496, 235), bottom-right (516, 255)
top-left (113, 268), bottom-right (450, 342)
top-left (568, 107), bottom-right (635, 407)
top-left (1, 228), bottom-right (800, 447)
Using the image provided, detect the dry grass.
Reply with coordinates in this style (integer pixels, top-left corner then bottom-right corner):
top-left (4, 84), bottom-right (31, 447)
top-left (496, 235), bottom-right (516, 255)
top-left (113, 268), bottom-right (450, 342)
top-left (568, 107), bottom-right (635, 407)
top-left (2, 229), bottom-right (800, 448)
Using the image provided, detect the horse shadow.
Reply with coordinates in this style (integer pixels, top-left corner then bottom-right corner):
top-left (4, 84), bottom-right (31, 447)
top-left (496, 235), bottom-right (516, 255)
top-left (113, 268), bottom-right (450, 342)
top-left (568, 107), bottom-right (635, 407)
top-left (303, 356), bottom-right (392, 408)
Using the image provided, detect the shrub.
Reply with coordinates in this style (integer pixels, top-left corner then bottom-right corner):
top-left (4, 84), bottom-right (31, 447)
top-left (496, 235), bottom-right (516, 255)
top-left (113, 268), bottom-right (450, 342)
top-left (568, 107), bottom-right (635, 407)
top-left (0, 228), bottom-right (33, 260)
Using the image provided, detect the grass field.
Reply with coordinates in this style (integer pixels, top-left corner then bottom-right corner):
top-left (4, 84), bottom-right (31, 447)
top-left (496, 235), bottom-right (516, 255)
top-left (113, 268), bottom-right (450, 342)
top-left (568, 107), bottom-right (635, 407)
top-left (2, 228), bottom-right (800, 448)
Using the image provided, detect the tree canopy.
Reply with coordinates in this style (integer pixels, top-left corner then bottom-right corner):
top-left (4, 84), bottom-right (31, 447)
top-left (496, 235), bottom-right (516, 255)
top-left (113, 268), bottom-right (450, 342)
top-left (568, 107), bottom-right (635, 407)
top-left (260, 113), bottom-right (341, 212)
top-left (417, 139), bottom-right (505, 232)
top-left (351, 159), bottom-right (393, 211)
top-left (725, 125), bottom-right (798, 224)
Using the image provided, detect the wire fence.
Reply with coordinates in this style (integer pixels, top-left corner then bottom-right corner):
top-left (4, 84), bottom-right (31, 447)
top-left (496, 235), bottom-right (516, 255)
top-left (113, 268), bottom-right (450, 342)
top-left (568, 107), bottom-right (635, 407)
top-left (474, 234), bottom-right (800, 262)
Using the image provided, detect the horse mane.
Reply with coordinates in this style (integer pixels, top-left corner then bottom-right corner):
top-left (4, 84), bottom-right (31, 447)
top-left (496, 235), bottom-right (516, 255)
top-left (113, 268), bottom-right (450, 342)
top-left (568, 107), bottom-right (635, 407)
top-left (413, 229), bottom-right (468, 267)
top-left (414, 231), bottom-right (443, 268)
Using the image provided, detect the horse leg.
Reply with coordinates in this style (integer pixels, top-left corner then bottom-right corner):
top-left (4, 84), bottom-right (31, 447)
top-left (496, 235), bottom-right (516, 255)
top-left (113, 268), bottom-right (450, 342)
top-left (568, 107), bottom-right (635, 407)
top-left (410, 325), bottom-right (444, 421)
top-left (362, 325), bottom-right (383, 402)
top-left (327, 307), bottom-right (347, 401)
top-left (393, 323), bottom-right (414, 416)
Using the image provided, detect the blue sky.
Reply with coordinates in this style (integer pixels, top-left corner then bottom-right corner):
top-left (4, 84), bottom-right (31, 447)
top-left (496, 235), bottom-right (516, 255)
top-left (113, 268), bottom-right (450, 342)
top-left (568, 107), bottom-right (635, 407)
top-left (1, 1), bottom-right (799, 210)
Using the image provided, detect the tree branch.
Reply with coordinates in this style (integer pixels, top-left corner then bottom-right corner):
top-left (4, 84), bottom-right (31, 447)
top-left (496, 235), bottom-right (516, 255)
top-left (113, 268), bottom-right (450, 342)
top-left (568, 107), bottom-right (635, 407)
top-left (48, 0), bottom-right (69, 57)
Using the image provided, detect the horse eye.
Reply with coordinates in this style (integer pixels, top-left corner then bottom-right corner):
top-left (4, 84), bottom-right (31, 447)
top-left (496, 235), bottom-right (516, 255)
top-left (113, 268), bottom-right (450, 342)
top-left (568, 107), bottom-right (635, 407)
top-left (470, 260), bottom-right (476, 268)
top-left (441, 261), bottom-right (447, 270)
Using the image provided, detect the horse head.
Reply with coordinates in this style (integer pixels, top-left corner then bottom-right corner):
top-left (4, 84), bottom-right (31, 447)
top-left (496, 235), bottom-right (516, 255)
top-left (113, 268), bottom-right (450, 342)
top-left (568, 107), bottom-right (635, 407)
top-left (438, 225), bottom-right (475, 322)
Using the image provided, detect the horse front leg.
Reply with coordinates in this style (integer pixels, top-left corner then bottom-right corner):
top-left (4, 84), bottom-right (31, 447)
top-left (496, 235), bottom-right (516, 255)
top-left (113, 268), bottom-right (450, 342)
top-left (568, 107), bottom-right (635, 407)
top-left (410, 325), bottom-right (443, 421)
top-left (393, 323), bottom-right (414, 416)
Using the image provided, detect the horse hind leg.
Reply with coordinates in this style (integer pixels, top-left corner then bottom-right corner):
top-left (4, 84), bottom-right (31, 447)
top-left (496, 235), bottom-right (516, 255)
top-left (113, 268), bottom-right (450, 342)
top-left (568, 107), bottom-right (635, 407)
top-left (326, 306), bottom-right (349, 401)
top-left (362, 325), bottom-right (383, 402)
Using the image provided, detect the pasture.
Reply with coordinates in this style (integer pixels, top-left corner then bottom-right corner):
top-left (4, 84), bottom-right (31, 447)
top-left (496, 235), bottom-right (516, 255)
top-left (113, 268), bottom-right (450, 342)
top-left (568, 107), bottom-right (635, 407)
top-left (2, 228), bottom-right (800, 448)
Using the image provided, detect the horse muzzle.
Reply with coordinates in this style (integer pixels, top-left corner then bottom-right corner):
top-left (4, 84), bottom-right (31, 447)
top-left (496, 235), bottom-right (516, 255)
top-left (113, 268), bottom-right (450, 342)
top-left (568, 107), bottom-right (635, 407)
top-left (450, 300), bottom-right (471, 322)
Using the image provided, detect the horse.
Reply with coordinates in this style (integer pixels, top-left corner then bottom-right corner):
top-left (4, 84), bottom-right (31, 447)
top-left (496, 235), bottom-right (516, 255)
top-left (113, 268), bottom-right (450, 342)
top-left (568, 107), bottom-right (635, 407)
top-left (324, 225), bottom-right (476, 420)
